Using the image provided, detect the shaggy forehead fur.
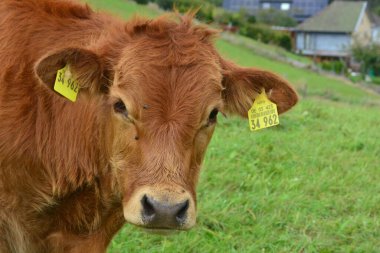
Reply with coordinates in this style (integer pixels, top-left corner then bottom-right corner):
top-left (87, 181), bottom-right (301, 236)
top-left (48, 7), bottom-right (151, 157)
top-left (113, 14), bottom-right (224, 144)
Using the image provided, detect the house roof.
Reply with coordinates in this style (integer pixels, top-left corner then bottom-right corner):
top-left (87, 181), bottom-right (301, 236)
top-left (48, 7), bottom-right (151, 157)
top-left (296, 1), bottom-right (367, 33)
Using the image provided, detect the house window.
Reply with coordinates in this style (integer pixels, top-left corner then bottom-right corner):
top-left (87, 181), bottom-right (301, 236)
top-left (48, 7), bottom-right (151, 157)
top-left (304, 33), bottom-right (315, 50)
top-left (281, 3), bottom-right (290, 11)
top-left (262, 3), bottom-right (271, 9)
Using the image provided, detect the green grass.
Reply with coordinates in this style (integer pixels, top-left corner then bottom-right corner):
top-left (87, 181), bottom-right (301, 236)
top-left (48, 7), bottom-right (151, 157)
top-left (84, 0), bottom-right (160, 18)
top-left (372, 77), bottom-right (380, 85)
top-left (216, 40), bottom-right (380, 106)
top-left (222, 33), bottom-right (314, 66)
top-left (109, 101), bottom-right (380, 253)
top-left (83, 1), bottom-right (380, 252)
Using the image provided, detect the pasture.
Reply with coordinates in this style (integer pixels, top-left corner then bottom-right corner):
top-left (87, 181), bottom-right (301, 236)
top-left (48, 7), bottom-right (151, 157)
top-left (85, 1), bottom-right (380, 252)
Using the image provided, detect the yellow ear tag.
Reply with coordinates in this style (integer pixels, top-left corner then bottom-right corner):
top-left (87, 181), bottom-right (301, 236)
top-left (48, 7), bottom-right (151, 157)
top-left (54, 65), bottom-right (80, 102)
top-left (248, 89), bottom-right (279, 131)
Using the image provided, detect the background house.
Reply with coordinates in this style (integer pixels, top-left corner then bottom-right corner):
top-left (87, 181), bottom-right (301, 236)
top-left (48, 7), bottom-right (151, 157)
top-left (369, 13), bottom-right (380, 44)
top-left (373, 25), bottom-right (380, 44)
top-left (222, 0), bottom-right (329, 22)
top-left (295, 1), bottom-right (371, 58)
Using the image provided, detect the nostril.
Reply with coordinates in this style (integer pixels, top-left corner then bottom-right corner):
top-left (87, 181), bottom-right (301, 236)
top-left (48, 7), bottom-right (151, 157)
top-left (176, 200), bottom-right (189, 224)
top-left (141, 195), bottom-right (155, 218)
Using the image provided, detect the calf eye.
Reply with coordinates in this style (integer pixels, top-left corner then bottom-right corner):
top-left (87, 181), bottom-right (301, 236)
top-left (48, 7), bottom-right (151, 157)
top-left (208, 108), bottom-right (219, 125)
top-left (113, 100), bottom-right (128, 117)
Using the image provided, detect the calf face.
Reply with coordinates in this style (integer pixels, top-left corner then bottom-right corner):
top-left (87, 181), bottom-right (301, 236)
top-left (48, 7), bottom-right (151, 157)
top-left (35, 15), bottom-right (297, 231)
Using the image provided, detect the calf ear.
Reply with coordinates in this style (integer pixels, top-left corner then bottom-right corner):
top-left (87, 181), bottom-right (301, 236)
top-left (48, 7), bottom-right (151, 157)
top-left (221, 58), bottom-right (298, 117)
top-left (35, 48), bottom-right (108, 97)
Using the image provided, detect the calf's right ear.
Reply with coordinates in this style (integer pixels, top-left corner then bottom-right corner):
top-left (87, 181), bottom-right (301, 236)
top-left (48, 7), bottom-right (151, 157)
top-left (34, 47), bottom-right (109, 97)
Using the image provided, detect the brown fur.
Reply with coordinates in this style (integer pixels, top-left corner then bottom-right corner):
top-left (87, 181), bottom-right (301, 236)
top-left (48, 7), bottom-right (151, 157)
top-left (0, 0), bottom-right (298, 252)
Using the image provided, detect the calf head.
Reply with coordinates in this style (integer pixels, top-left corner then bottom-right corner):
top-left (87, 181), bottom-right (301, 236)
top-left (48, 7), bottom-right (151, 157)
top-left (35, 15), bottom-right (297, 231)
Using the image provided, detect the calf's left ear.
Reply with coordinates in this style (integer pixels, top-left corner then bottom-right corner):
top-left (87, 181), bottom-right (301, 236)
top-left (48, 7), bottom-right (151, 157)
top-left (221, 58), bottom-right (298, 117)
top-left (34, 47), bottom-right (108, 97)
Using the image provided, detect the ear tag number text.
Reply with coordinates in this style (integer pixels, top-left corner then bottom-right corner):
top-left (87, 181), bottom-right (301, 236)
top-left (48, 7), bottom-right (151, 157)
top-left (248, 89), bottom-right (279, 131)
top-left (54, 65), bottom-right (80, 102)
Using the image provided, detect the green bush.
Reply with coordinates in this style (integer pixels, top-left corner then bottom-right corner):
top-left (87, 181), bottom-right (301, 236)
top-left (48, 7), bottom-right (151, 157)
top-left (276, 34), bottom-right (291, 51)
top-left (321, 61), bottom-right (333, 72)
top-left (240, 24), bottom-right (292, 51)
top-left (208, 0), bottom-right (223, 6)
top-left (135, 0), bottom-right (149, 4)
top-left (213, 9), bottom-right (231, 24)
top-left (256, 9), bottom-right (297, 27)
top-left (226, 9), bottom-right (248, 27)
top-left (155, 0), bottom-right (173, 10)
top-left (321, 61), bottom-right (346, 75)
top-left (214, 8), bottom-right (254, 27)
top-left (196, 3), bottom-right (214, 23)
top-left (155, 0), bottom-right (214, 22)
top-left (351, 44), bottom-right (380, 76)
top-left (373, 63), bottom-right (380, 76)
top-left (247, 15), bottom-right (256, 24)
top-left (372, 77), bottom-right (380, 85)
top-left (241, 24), bottom-right (274, 43)
top-left (349, 74), bottom-right (363, 83)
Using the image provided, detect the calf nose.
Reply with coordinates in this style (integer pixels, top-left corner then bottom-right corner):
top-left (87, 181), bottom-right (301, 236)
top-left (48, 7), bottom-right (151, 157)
top-left (141, 195), bottom-right (189, 229)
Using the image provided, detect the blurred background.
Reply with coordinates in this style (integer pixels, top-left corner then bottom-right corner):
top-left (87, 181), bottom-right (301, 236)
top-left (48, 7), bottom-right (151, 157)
top-left (84, 0), bottom-right (380, 252)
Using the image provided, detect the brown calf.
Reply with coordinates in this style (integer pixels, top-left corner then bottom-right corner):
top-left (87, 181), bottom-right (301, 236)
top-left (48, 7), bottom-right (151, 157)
top-left (0, 0), bottom-right (298, 252)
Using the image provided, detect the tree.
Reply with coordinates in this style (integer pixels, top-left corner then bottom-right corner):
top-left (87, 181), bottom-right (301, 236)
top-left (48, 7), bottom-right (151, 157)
top-left (154, 0), bottom-right (215, 22)
top-left (351, 44), bottom-right (380, 76)
top-left (155, 0), bottom-right (174, 10)
top-left (208, 0), bottom-right (223, 7)
top-left (135, 0), bottom-right (149, 4)
top-left (256, 9), bottom-right (297, 27)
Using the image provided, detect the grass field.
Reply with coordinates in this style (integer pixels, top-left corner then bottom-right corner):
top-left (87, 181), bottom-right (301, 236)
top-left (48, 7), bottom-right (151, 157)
top-left (84, 1), bottom-right (380, 252)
